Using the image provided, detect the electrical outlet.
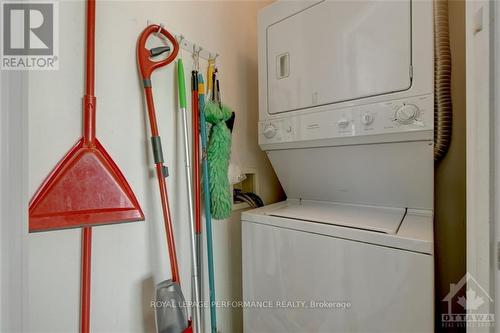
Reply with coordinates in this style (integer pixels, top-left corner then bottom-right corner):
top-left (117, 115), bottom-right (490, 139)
top-left (232, 168), bottom-right (260, 210)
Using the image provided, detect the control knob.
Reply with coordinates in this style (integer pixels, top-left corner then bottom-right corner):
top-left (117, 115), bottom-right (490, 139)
top-left (361, 112), bottom-right (374, 125)
top-left (394, 104), bottom-right (419, 124)
top-left (263, 124), bottom-right (278, 139)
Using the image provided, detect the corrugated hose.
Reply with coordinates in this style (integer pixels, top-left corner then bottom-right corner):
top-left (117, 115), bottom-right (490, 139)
top-left (434, 0), bottom-right (453, 162)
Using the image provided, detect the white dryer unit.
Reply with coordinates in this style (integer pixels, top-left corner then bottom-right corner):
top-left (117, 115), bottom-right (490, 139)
top-left (243, 0), bottom-right (434, 332)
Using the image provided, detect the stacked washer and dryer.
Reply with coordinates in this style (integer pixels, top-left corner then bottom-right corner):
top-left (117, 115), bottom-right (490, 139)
top-left (242, 1), bottom-right (434, 332)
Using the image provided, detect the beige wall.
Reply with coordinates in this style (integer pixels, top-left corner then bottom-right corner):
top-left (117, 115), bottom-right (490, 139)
top-left (434, 0), bottom-right (467, 330)
top-left (27, 1), bottom-right (468, 331)
top-left (28, 1), bottom-right (282, 332)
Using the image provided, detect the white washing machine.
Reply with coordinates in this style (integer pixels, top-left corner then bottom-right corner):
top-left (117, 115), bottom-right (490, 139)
top-left (242, 201), bottom-right (433, 332)
top-left (243, 0), bottom-right (435, 332)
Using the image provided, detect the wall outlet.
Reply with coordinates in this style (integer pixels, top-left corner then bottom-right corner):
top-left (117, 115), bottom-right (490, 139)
top-left (232, 168), bottom-right (259, 210)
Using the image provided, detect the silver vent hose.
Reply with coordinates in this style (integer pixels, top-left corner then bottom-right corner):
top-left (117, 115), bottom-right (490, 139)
top-left (434, 0), bottom-right (453, 162)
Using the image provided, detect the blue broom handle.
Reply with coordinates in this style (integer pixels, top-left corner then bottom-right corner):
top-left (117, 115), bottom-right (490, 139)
top-left (198, 73), bottom-right (217, 333)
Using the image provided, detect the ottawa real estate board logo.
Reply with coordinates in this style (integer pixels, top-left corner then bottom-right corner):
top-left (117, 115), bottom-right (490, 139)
top-left (1, 0), bottom-right (58, 70)
top-left (442, 272), bottom-right (495, 328)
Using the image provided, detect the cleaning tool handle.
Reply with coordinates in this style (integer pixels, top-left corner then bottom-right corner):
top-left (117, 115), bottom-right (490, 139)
top-left (137, 25), bottom-right (179, 81)
top-left (81, 227), bottom-right (92, 333)
top-left (198, 74), bottom-right (205, 95)
top-left (211, 72), bottom-right (216, 101)
top-left (191, 71), bottom-right (201, 235)
top-left (150, 46), bottom-right (171, 58)
top-left (207, 58), bottom-right (215, 98)
top-left (83, 0), bottom-right (96, 146)
top-left (137, 26), bottom-right (181, 284)
top-left (191, 70), bottom-right (197, 92)
top-left (85, 0), bottom-right (95, 97)
top-left (198, 73), bottom-right (218, 332)
top-left (141, 88), bottom-right (181, 285)
top-left (178, 59), bottom-right (187, 108)
top-left (81, 2), bottom-right (94, 332)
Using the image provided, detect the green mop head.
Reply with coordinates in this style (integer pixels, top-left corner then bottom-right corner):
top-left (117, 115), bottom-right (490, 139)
top-left (205, 100), bottom-right (233, 220)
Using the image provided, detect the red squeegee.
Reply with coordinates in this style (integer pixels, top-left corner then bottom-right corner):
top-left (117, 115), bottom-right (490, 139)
top-left (28, 0), bottom-right (144, 332)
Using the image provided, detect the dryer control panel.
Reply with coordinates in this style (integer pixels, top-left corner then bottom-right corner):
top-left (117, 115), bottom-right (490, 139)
top-left (259, 94), bottom-right (433, 146)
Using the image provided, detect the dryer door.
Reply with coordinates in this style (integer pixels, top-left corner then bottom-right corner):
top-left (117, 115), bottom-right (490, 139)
top-left (266, 0), bottom-right (412, 114)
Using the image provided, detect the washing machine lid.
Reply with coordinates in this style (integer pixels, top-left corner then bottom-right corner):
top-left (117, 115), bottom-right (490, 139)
top-left (267, 200), bottom-right (405, 234)
top-left (242, 200), bottom-right (434, 254)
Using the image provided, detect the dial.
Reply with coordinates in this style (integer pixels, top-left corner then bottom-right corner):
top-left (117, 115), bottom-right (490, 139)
top-left (361, 112), bottom-right (374, 125)
top-left (263, 124), bottom-right (278, 139)
top-left (394, 104), bottom-right (419, 124)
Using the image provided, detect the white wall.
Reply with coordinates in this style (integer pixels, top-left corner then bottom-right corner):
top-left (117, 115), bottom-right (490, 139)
top-left (1, 69), bottom-right (29, 332)
top-left (466, 1), bottom-right (493, 330)
top-left (28, 1), bottom-right (281, 332)
top-left (494, 0), bottom-right (500, 327)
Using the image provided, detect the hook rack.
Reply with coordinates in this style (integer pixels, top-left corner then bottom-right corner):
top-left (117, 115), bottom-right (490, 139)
top-left (175, 34), bottom-right (219, 61)
top-left (147, 20), bottom-right (219, 61)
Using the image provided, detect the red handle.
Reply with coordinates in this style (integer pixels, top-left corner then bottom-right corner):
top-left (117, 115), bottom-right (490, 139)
top-left (137, 25), bottom-right (179, 80)
top-left (83, 0), bottom-right (96, 146)
top-left (81, 227), bottom-right (92, 333)
top-left (192, 73), bottom-right (201, 234)
top-left (137, 24), bottom-right (181, 283)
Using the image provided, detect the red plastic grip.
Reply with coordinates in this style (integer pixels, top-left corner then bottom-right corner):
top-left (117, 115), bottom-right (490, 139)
top-left (137, 25), bottom-right (179, 80)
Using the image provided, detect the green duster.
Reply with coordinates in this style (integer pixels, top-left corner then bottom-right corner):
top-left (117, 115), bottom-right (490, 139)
top-left (205, 100), bottom-right (233, 220)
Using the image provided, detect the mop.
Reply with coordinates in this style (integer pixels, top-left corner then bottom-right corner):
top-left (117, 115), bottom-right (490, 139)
top-left (137, 25), bottom-right (191, 333)
top-left (198, 73), bottom-right (218, 332)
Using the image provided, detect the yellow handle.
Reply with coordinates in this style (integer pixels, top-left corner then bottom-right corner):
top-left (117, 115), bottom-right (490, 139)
top-left (207, 58), bottom-right (215, 96)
